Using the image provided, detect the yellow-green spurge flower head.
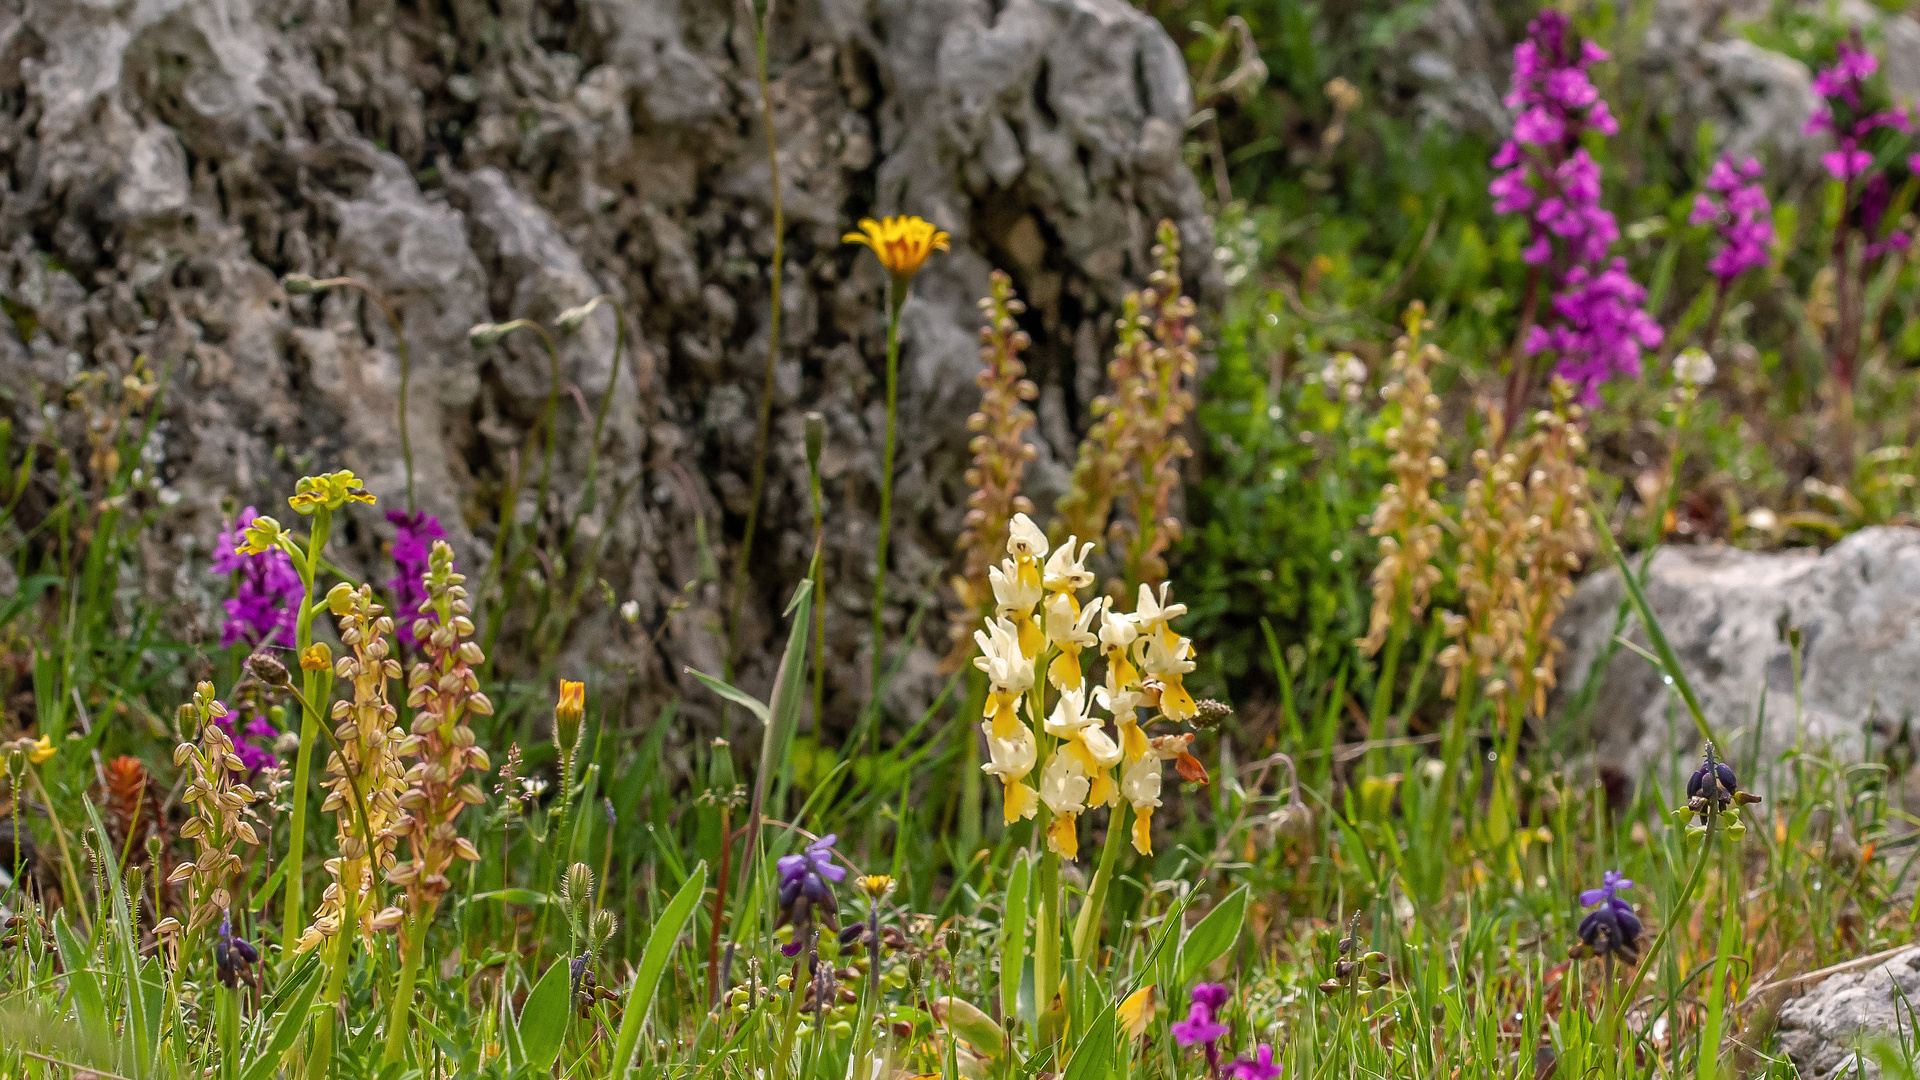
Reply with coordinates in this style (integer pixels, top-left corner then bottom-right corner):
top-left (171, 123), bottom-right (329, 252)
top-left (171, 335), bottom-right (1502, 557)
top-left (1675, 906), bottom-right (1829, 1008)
top-left (288, 469), bottom-right (377, 515)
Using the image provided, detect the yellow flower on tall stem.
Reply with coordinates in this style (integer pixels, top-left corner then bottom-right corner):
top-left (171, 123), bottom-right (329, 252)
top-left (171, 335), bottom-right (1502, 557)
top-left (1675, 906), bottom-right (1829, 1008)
top-left (843, 216), bottom-right (951, 282)
top-left (845, 214), bottom-right (950, 710)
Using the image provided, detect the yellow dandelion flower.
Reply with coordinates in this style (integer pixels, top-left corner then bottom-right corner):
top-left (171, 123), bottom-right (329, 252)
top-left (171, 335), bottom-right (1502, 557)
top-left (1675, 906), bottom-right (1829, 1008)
top-left (843, 216), bottom-right (950, 282)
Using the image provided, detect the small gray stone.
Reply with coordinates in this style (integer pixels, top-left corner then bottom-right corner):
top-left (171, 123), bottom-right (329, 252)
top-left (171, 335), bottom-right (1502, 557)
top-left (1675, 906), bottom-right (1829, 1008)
top-left (1777, 947), bottom-right (1920, 1080)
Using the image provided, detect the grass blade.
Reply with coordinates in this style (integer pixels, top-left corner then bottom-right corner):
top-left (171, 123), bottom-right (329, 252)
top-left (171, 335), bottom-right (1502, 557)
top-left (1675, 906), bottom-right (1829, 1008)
top-left (608, 860), bottom-right (707, 1077)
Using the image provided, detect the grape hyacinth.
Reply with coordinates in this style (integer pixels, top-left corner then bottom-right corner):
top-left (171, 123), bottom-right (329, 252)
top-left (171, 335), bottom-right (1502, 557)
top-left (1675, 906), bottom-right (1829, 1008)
top-left (1490, 10), bottom-right (1660, 404)
top-left (386, 509), bottom-right (445, 647)
top-left (1690, 156), bottom-right (1774, 284)
top-left (1573, 869), bottom-right (1643, 963)
top-left (774, 834), bottom-right (844, 956)
top-left (210, 506), bottom-right (303, 648)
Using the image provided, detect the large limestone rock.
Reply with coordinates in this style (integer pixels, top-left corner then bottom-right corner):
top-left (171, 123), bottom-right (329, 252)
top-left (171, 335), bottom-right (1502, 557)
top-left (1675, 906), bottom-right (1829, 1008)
top-left (1556, 528), bottom-right (1920, 789)
top-left (0, 0), bottom-right (1213, 732)
top-left (1776, 947), bottom-right (1920, 1079)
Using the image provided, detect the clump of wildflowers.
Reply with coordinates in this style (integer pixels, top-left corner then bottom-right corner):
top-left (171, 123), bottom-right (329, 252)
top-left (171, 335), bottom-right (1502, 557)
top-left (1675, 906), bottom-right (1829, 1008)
top-left (161, 683), bottom-right (264, 934)
top-left (1438, 416), bottom-right (1527, 702)
top-left (1360, 304), bottom-right (1448, 656)
top-left (386, 510), bottom-right (444, 648)
top-left (973, 512), bottom-right (1208, 858)
top-left (211, 506), bottom-right (303, 648)
top-left (378, 540), bottom-right (491, 926)
top-left (1057, 221), bottom-right (1199, 587)
top-left (1572, 870), bottom-right (1642, 963)
top-left (294, 583), bottom-right (406, 955)
top-left (775, 834), bottom-right (844, 956)
top-left (1503, 395), bottom-right (1593, 732)
top-left (1489, 10), bottom-right (1660, 404)
top-left (955, 272), bottom-right (1039, 605)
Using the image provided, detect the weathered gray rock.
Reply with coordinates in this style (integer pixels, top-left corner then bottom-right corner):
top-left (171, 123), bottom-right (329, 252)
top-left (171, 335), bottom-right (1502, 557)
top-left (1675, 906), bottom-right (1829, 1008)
top-left (0, 0), bottom-right (1214, 735)
top-left (1776, 947), bottom-right (1920, 1079)
top-left (1555, 528), bottom-right (1920, 791)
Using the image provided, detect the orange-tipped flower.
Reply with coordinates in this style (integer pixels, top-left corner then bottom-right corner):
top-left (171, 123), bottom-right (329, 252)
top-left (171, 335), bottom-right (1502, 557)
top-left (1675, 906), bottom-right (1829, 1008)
top-left (843, 216), bottom-right (950, 281)
top-left (557, 680), bottom-right (585, 723)
top-left (556, 679), bottom-right (586, 758)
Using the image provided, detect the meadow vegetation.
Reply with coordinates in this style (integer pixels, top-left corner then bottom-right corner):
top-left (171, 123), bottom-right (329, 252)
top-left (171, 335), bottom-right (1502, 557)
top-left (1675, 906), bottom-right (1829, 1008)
top-left (4, 3), bottom-right (1920, 1079)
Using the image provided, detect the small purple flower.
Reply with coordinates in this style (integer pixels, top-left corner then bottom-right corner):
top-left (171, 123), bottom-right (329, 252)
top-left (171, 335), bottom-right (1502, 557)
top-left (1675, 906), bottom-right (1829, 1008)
top-left (214, 913), bottom-right (261, 988)
top-left (1172, 1002), bottom-right (1230, 1047)
top-left (386, 510), bottom-right (445, 647)
top-left (210, 507), bottom-right (303, 649)
top-left (1174, 982), bottom-right (1233, 1074)
top-left (1690, 155), bottom-right (1774, 285)
top-left (1576, 871), bottom-right (1643, 962)
top-left (775, 834), bottom-right (845, 957)
top-left (1577, 869), bottom-right (1633, 908)
top-left (1228, 1044), bottom-right (1282, 1080)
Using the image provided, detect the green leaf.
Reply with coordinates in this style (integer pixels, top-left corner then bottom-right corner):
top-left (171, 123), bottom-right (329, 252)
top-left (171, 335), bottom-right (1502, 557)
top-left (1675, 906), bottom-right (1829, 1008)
top-left (1178, 885), bottom-right (1249, 985)
top-left (607, 861), bottom-right (706, 1077)
top-left (999, 854), bottom-right (1030, 1028)
top-left (1060, 1000), bottom-right (1116, 1080)
top-left (934, 997), bottom-right (1006, 1058)
top-left (239, 962), bottom-right (324, 1080)
top-left (519, 959), bottom-right (573, 1074)
top-left (1593, 512), bottom-right (1715, 744)
top-left (685, 669), bottom-right (771, 725)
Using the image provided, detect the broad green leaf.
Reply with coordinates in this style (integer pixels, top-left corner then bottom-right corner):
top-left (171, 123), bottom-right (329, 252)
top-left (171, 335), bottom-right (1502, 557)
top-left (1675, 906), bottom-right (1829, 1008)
top-left (1178, 885), bottom-right (1249, 984)
top-left (519, 959), bottom-right (573, 1074)
top-left (934, 997), bottom-right (1006, 1058)
top-left (607, 861), bottom-right (706, 1077)
top-left (1061, 1000), bottom-right (1116, 1080)
top-left (238, 961), bottom-right (324, 1080)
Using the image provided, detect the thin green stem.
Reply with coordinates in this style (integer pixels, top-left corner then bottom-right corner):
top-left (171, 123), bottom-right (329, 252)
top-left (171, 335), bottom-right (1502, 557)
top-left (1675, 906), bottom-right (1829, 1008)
top-left (1698, 828), bottom-right (1739, 1080)
top-left (871, 286), bottom-right (905, 713)
top-left (382, 904), bottom-right (435, 1065)
top-left (281, 507), bottom-right (333, 958)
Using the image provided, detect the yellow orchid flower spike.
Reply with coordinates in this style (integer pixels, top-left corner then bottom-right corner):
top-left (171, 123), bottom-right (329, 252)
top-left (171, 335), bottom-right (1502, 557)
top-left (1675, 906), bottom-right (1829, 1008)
top-left (843, 215), bottom-right (950, 282)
